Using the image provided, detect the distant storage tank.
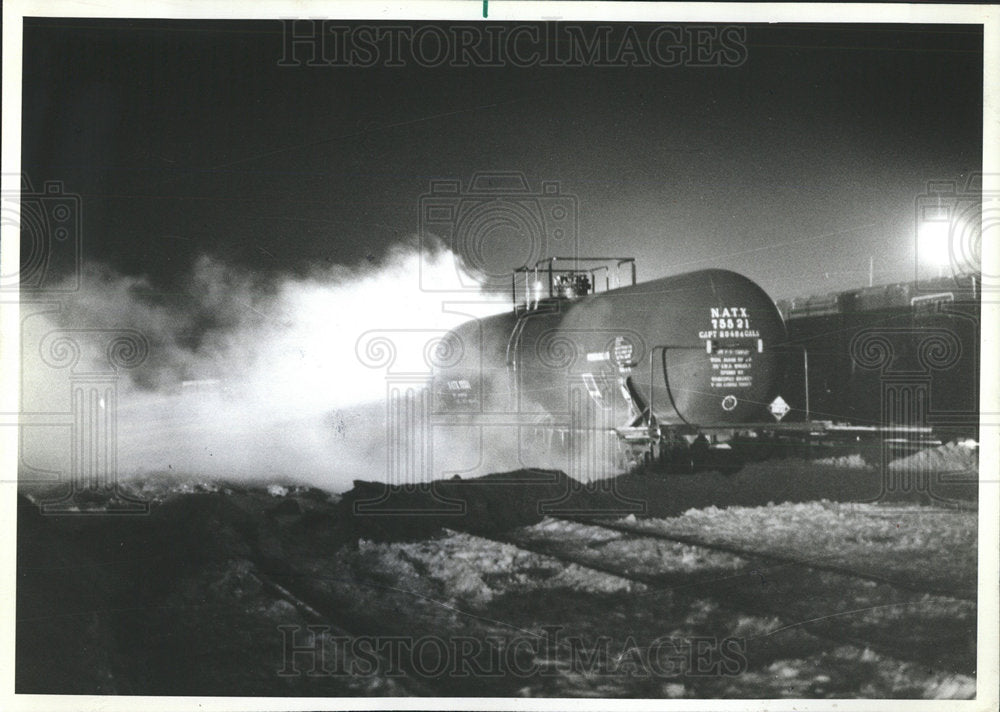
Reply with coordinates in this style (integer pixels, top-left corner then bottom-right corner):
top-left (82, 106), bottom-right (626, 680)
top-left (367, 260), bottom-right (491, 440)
top-left (433, 261), bottom-right (787, 433)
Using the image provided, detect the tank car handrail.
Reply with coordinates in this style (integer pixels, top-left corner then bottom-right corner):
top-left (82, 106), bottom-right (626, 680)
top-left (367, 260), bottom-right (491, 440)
top-left (512, 256), bottom-right (637, 310)
top-left (531, 256), bottom-right (636, 266)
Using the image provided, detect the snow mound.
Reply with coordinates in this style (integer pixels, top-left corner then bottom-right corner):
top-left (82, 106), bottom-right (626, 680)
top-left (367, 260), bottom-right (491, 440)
top-left (814, 453), bottom-right (869, 469)
top-left (889, 441), bottom-right (978, 475)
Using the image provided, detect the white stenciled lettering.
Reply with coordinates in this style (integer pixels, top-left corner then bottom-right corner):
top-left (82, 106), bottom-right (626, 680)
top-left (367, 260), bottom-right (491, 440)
top-left (709, 307), bottom-right (751, 333)
top-left (708, 349), bottom-right (754, 389)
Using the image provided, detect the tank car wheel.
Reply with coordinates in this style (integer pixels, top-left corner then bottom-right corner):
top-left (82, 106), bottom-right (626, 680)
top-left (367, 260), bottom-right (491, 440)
top-left (716, 452), bottom-right (744, 477)
top-left (689, 434), bottom-right (710, 472)
top-left (731, 433), bottom-right (774, 463)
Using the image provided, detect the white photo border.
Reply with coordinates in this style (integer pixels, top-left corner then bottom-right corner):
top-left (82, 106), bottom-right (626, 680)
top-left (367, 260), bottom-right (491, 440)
top-left (1, 2), bottom-right (997, 711)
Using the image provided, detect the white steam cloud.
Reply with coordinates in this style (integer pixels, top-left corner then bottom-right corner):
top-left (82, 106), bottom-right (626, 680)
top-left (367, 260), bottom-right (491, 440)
top-left (19, 240), bottom-right (519, 492)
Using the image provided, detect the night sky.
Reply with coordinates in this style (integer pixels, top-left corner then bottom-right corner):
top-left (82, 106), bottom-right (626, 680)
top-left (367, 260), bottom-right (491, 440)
top-left (21, 20), bottom-right (983, 300)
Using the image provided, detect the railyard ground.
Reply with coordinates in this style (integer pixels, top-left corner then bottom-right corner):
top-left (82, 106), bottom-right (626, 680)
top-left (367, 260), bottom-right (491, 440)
top-left (17, 443), bottom-right (980, 698)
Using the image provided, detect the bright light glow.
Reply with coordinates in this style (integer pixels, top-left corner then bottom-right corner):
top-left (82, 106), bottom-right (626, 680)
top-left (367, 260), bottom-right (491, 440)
top-left (917, 218), bottom-right (953, 269)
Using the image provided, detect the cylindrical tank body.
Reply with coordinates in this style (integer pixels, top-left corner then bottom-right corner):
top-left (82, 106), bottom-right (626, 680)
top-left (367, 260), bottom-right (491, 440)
top-left (434, 269), bottom-right (786, 428)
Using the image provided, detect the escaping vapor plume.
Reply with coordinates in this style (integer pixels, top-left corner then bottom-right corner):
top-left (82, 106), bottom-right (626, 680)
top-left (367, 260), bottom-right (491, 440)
top-left (19, 239), bottom-right (518, 492)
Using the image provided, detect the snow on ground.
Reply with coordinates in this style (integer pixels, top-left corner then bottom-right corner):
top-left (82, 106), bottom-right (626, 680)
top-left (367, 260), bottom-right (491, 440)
top-left (889, 440), bottom-right (979, 476)
top-left (295, 526), bottom-right (975, 698)
top-left (615, 500), bottom-right (977, 596)
top-left (17, 448), bottom-right (982, 699)
top-left (355, 529), bottom-right (645, 610)
top-left (813, 453), bottom-right (869, 468)
top-left (511, 517), bottom-right (746, 581)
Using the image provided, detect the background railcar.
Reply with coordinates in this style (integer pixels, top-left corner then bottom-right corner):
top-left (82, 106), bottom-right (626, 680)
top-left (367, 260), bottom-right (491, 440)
top-left (777, 274), bottom-right (980, 441)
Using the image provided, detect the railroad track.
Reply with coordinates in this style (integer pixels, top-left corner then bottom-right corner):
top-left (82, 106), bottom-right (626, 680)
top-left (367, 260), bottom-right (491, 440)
top-left (560, 514), bottom-right (977, 602)
top-left (249, 558), bottom-right (598, 697)
top-left (243, 522), bottom-right (975, 695)
top-left (479, 518), bottom-right (976, 677)
top-left (239, 487), bottom-right (977, 690)
top-left (249, 561), bottom-right (443, 695)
